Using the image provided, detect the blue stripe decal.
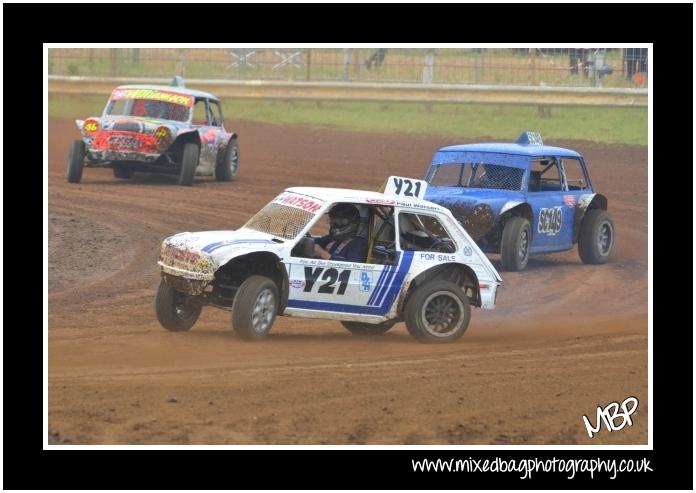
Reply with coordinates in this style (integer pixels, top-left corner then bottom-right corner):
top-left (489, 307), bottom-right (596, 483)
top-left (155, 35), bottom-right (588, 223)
top-left (373, 264), bottom-right (398, 307)
top-left (287, 251), bottom-right (413, 316)
top-left (371, 251), bottom-right (402, 306)
top-left (286, 300), bottom-right (393, 316)
top-left (202, 239), bottom-right (273, 253)
top-left (367, 267), bottom-right (387, 305)
top-left (367, 264), bottom-right (392, 306)
top-left (376, 251), bottom-right (414, 313)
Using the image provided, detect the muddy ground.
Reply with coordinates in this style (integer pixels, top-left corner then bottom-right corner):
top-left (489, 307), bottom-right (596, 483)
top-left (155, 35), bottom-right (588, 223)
top-left (48, 117), bottom-right (648, 444)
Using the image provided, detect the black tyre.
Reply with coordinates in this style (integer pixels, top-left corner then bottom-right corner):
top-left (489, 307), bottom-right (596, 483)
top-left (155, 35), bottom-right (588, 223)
top-left (178, 143), bottom-right (199, 186)
top-left (67, 140), bottom-right (85, 183)
top-left (578, 209), bottom-right (614, 264)
top-left (232, 275), bottom-right (279, 340)
top-left (500, 216), bottom-right (531, 271)
top-left (341, 320), bottom-right (395, 336)
top-left (404, 280), bottom-right (471, 343)
top-left (155, 279), bottom-right (202, 331)
top-left (215, 138), bottom-right (239, 181)
top-left (113, 166), bottom-right (133, 179)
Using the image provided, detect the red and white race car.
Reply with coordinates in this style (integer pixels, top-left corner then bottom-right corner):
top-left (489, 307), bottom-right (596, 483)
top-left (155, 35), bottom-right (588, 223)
top-left (67, 77), bottom-right (239, 186)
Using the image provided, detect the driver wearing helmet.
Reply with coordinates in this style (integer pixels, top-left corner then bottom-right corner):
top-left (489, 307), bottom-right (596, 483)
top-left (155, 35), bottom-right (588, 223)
top-left (314, 203), bottom-right (368, 262)
top-left (145, 100), bottom-right (168, 119)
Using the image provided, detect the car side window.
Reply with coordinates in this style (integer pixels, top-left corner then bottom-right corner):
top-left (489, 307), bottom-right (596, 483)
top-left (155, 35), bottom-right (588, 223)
top-left (429, 163), bottom-right (463, 186)
top-left (561, 158), bottom-right (588, 191)
top-left (105, 99), bottom-right (128, 116)
top-left (369, 206), bottom-right (397, 265)
top-left (398, 213), bottom-right (455, 253)
top-left (293, 204), bottom-right (396, 265)
top-left (208, 101), bottom-right (223, 127)
top-left (192, 99), bottom-right (208, 125)
top-left (471, 164), bottom-right (488, 187)
top-left (530, 157), bottom-right (562, 192)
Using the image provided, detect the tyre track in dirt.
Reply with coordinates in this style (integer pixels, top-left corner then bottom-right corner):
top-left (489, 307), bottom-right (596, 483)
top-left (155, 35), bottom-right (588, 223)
top-left (48, 117), bottom-right (648, 444)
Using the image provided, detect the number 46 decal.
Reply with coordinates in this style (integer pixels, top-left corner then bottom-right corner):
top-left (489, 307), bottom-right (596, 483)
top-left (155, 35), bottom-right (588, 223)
top-left (304, 267), bottom-right (350, 295)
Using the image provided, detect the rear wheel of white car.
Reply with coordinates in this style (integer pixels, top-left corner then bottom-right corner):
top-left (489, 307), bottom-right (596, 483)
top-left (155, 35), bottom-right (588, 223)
top-left (578, 209), bottom-right (614, 264)
top-left (215, 138), bottom-right (239, 181)
top-left (404, 280), bottom-right (471, 343)
top-left (113, 166), bottom-right (133, 179)
top-left (67, 140), bottom-right (85, 183)
top-left (155, 279), bottom-right (202, 331)
top-left (341, 320), bottom-right (395, 336)
top-left (178, 143), bottom-right (199, 186)
top-left (232, 276), bottom-right (279, 340)
top-left (500, 216), bottom-right (531, 271)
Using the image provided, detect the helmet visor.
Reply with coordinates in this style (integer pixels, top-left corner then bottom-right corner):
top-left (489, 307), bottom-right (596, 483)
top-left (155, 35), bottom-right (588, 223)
top-left (329, 217), bottom-right (351, 228)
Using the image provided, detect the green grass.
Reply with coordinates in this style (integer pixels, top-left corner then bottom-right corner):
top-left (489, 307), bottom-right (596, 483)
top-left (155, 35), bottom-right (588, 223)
top-left (49, 94), bottom-right (647, 146)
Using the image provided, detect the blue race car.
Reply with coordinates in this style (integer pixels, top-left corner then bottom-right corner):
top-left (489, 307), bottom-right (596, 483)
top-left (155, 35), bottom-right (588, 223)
top-left (423, 132), bottom-right (614, 271)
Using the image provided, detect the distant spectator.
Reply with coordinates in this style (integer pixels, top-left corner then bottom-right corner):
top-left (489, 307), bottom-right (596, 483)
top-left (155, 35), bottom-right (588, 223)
top-left (624, 48), bottom-right (648, 80)
top-left (638, 48), bottom-right (648, 73)
top-left (624, 48), bottom-right (637, 79)
top-left (569, 48), bottom-right (589, 77)
top-left (365, 48), bottom-right (387, 70)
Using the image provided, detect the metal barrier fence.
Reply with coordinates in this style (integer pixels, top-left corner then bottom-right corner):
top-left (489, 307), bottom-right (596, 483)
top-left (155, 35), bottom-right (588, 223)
top-left (48, 48), bottom-right (649, 89)
top-left (47, 76), bottom-right (648, 108)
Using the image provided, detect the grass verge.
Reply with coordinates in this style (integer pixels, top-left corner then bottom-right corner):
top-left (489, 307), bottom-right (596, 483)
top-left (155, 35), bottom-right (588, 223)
top-left (49, 94), bottom-right (647, 146)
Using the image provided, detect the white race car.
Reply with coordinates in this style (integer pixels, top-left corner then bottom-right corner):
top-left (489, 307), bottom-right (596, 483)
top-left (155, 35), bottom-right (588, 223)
top-left (156, 176), bottom-right (502, 343)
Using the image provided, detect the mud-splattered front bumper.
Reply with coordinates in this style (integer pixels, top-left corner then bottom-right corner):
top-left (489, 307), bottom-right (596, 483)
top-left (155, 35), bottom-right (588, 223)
top-left (158, 244), bottom-right (216, 288)
top-left (84, 130), bottom-right (167, 164)
top-left (160, 272), bottom-right (210, 296)
top-left (87, 149), bottom-right (162, 164)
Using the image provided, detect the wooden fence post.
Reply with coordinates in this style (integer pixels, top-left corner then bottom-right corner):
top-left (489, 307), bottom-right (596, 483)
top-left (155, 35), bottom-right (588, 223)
top-left (109, 48), bottom-right (118, 76)
top-left (305, 49), bottom-right (312, 81)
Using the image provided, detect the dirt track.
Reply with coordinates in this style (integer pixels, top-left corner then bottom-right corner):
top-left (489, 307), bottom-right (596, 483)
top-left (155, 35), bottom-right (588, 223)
top-left (48, 117), bottom-right (648, 445)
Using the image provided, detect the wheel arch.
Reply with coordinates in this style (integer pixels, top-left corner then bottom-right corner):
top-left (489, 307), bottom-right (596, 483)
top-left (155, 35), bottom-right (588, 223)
top-left (216, 133), bottom-right (239, 168)
top-left (573, 193), bottom-right (608, 244)
top-left (215, 252), bottom-right (289, 313)
top-left (400, 263), bottom-right (481, 312)
top-left (490, 202), bottom-right (533, 251)
top-left (168, 130), bottom-right (201, 158)
top-left (499, 202), bottom-right (533, 224)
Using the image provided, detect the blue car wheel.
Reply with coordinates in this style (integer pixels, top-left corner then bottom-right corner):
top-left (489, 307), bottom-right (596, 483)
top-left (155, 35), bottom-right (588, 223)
top-left (578, 209), bottom-right (614, 264)
top-left (500, 216), bottom-right (531, 271)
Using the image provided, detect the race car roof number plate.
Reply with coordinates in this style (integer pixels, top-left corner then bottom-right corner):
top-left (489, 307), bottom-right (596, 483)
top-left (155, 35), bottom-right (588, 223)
top-left (384, 176), bottom-right (428, 200)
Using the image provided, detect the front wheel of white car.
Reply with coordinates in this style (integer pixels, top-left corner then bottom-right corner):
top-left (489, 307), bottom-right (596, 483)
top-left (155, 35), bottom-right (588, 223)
top-left (404, 280), bottom-right (471, 343)
top-left (155, 279), bottom-right (202, 331)
top-left (232, 275), bottom-right (279, 340)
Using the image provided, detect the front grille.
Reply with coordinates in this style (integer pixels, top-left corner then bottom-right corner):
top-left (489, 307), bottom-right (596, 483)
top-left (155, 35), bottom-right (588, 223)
top-left (112, 122), bottom-right (142, 132)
